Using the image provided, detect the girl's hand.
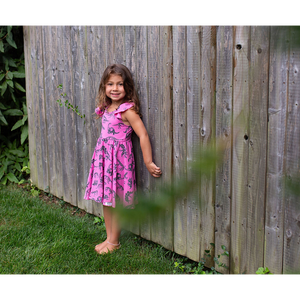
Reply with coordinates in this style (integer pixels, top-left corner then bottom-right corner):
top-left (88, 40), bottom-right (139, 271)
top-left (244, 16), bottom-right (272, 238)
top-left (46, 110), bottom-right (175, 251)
top-left (146, 162), bottom-right (162, 178)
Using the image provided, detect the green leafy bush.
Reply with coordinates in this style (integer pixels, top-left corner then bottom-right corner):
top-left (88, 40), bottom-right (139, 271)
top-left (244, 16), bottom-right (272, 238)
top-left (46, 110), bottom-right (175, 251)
top-left (0, 26), bottom-right (29, 185)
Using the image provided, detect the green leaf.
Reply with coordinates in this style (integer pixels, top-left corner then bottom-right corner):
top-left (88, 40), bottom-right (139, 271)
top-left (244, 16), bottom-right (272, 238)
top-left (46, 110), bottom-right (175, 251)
top-left (21, 124), bottom-right (28, 144)
top-left (6, 80), bottom-right (14, 88)
top-left (12, 71), bottom-right (25, 78)
top-left (6, 35), bottom-right (17, 49)
top-left (14, 162), bottom-right (22, 172)
top-left (6, 71), bottom-right (13, 80)
top-left (0, 102), bottom-right (7, 109)
top-left (200, 271), bottom-right (206, 277)
top-left (22, 114), bottom-right (28, 123)
top-left (1, 175), bottom-right (8, 185)
top-left (22, 102), bottom-right (27, 115)
top-left (1, 81), bottom-right (7, 96)
top-left (7, 57), bottom-right (17, 68)
top-left (0, 110), bottom-right (8, 125)
top-left (3, 56), bottom-right (9, 71)
top-left (9, 150), bottom-right (26, 157)
top-left (256, 267), bottom-right (264, 274)
top-left (10, 88), bottom-right (16, 103)
top-left (11, 119), bottom-right (23, 131)
top-left (221, 245), bottom-right (226, 251)
top-left (7, 172), bottom-right (19, 183)
top-left (0, 40), bottom-right (4, 52)
top-left (0, 166), bottom-right (5, 180)
top-left (3, 109), bottom-right (23, 116)
top-left (0, 73), bottom-right (5, 81)
top-left (14, 81), bottom-right (25, 92)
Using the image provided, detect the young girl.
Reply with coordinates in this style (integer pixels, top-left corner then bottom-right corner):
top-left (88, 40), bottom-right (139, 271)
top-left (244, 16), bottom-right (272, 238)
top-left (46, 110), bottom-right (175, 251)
top-left (84, 64), bottom-right (162, 254)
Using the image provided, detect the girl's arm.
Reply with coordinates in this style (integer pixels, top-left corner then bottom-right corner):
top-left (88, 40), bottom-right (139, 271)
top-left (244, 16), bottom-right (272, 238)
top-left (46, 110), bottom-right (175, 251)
top-left (123, 109), bottom-right (162, 178)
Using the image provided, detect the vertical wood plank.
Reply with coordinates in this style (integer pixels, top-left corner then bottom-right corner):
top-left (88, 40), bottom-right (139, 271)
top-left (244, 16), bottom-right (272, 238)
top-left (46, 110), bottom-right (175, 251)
top-left (114, 26), bottom-right (125, 65)
top-left (91, 26), bottom-right (106, 218)
top-left (59, 26), bottom-right (77, 206)
top-left (105, 26), bottom-right (115, 65)
top-left (159, 26), bottom-right (173, 251)
top-left (186, 26), bottom-right (201, 261)
top-left (247, 26), bottom-right (270, 273)
top-left (135, 26), bottom-right (151, 240)
top-left (173, 26), bottom-right (187, 256)
top-left (125, 26), bottom-right (141, 236)
top-left (199, 26), bottom-right (216, 266)
top-left (80, 26), bottom-right (93, 214)
top-left (231, 26), bottom-right (251, 274)
top-left (23, 26), bottom-right (38, 187)
top-left (74, 25), bottom-right (84, 209)
top-left (43, 26), bottom-right (61, 198)
top-left (148, 26), bottom-right (162, 244)
top-left (56, 23), bottom-right (66, 201)
top-left (30, 26), bottom-right (39, 186)
top-left (215, 26), bottom-right (233, 273)
top-left (71, 26), bottom-right (87, 210)
top-left (265, 26), bottom-right (289, 274)
top-left (283, 26), bottom-right (300, 274)
top-left (35, 26), bottom-right (49, 192)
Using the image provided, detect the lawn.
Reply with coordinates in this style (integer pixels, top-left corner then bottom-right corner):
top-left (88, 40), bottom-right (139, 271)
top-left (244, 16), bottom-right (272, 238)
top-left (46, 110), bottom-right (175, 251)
top-left (0, 183), bottom-right (182, 274)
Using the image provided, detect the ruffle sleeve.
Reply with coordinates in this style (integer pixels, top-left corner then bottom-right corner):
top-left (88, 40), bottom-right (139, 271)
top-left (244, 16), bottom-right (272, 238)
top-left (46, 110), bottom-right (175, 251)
top-left (95, 107), bottom-right (104, 117)
top-left (114, 102), bottom-right (134, 120)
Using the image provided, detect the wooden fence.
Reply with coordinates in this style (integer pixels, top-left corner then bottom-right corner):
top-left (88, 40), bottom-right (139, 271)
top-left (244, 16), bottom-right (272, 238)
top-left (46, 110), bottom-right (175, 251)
top-left (23, 26), bottom-right (300, 274)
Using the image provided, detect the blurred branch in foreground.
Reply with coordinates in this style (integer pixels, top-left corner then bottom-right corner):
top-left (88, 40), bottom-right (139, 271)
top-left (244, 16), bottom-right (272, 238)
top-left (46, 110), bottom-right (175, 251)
top-left (116, 139), bottom-right (225, 225)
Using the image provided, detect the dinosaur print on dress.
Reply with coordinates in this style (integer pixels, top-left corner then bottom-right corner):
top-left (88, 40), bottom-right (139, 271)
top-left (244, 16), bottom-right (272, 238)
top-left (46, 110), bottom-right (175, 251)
top-left (84, 102), bottom-right (137, 208)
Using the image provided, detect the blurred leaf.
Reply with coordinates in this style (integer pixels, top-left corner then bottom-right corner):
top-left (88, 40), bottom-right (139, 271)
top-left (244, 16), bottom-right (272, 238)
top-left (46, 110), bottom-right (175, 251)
top-left (3, 109), bottom-right (23, 116)
top-left (7, 172), bottom-right (18, 183)
top-left (21, 124), bottom-right (28, 144)
top-left (14, 82), bottom-right (25, 92)
top-left (9, 149), bottom-right (26, 157)
top-left (6, 71), bottom-right (13, 80)
top-left (1, 81), bottom-right (7, 96)
top-left (6, 33), bottom-right (17, 49)
top-left (12, 71), bottom-right (25, 78)
top-left (11, 119), bottom-right (23, 131)
top-left (6, 80), bottom-right (13, 88)
top-left (0, 110), bottom-right (8, 125)
top-left (0, 40), bottom-right (4, 52)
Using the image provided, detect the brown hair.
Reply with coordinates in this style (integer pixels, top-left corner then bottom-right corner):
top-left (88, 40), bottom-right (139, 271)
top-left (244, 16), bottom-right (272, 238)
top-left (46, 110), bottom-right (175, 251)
top-left (95, 64), bottom-right (141, 117)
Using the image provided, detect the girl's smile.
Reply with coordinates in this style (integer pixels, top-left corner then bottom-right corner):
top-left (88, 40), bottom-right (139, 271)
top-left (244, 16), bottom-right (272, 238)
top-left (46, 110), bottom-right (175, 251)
top-left (105, 74), bottom-right (126, 104)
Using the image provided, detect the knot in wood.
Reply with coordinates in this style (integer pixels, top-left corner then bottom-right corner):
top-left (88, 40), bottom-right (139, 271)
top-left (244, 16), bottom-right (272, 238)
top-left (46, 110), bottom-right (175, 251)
top-left (257, 48), bottom-right (262, 54)
top-left (236, 44), bottom-right (242, 50)
top-left (286, 229), bottom-right (292, 238)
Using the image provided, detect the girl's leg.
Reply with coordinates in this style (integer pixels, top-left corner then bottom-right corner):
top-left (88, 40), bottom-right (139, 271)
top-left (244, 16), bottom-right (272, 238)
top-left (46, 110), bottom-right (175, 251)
top-left (95, 205), bottom-right (121, 254)
top-left (95, 205), bottom-right (112, 252)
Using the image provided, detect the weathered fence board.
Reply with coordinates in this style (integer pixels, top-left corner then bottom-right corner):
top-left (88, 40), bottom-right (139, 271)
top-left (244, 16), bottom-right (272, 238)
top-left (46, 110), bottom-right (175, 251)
top-left (215, 26), bottom-right (233, 273)
top-left (24, 25), bottom-right (300, 274)
top-left (231, 26), bottom-right (251, 274)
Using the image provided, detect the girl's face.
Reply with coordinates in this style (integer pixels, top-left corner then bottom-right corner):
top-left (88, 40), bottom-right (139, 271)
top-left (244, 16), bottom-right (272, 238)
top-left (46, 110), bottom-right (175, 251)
top-left (105, 74), bottom-right (126, 103)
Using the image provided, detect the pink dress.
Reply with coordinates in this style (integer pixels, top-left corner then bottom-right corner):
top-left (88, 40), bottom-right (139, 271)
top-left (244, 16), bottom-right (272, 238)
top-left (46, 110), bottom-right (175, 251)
top-left (84, 102), bottom-right (136, 208)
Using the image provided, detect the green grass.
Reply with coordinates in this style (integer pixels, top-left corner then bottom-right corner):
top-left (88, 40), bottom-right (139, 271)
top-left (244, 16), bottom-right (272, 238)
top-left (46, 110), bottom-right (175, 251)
top-left (0, 183), bottom-right (181, 274)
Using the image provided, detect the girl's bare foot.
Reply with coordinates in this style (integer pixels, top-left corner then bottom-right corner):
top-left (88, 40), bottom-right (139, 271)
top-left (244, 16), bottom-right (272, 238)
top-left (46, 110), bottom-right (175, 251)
top-left (95, 239), bottom-right (108, 253)
top-left (98, 241), bottom-right (120, 254)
